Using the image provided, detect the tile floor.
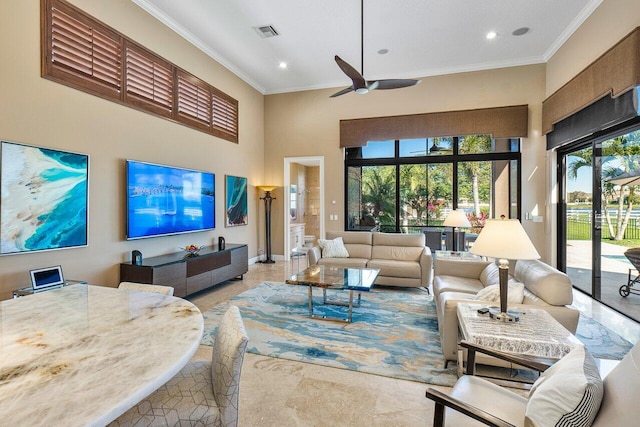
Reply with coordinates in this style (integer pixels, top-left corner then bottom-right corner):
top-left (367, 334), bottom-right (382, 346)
top-left (187, 260), bottom-right (639, 427)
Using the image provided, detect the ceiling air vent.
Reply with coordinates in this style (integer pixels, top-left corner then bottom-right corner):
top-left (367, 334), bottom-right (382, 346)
top-left (253, 25), bottom-right (279, 38)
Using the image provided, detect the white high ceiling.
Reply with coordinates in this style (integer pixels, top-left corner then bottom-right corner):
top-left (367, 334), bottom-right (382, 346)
top-left (131, 0), bottom-right (602, 95)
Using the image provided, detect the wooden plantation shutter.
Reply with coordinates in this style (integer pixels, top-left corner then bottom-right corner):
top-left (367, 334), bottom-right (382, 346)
top-left (212, 89), bottom-right (239, 141)
top-left (177, 71), bottom-right (212, 131)
top-left (43, 0), bottom-right (121, 99)
top-left (124, 42), bottom-right (173, 118)
top-left (42, 0), bottom-right (239, 143)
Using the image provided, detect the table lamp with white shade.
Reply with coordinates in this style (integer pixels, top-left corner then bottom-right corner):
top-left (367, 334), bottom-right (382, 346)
top-left (443, 209), bottom-right (471, 252)
top-left (470, 217), bottom-right (540, 322)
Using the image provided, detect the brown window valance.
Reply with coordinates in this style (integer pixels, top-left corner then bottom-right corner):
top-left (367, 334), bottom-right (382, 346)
top-left (542, 26), bottom-right (640, 135)
top-left (340, 105), bottom-right (528, 148)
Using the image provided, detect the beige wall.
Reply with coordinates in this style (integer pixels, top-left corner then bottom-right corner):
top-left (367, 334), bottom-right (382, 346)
top-left (0, 0), bottom-right (264, 299)
top-left (265, 65), bottom-right (549, 259)
top-left (546, 0), bottom-right (640, 96)
top-left (1, 0), bottom-right (631, 298)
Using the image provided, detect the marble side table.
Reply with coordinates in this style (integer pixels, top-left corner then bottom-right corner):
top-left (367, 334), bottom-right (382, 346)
top-left (0, 284), bottom-right (203, 426)
top-left (456, 302), bottom-right (583, 377)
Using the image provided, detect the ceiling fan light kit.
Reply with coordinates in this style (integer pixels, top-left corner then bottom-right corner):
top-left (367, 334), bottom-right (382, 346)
top-left (330, 0), bottom-right (420, 98)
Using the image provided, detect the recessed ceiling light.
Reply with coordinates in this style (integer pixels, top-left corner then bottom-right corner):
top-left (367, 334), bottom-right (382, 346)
top-left (486, 31), bottom-right (497, 40)
top-left (377, 48), bottom-right (389, 55)
top-left (278, 62), bottom-right (287, 69)
top-left (512, 27), bottom-right (530, 36)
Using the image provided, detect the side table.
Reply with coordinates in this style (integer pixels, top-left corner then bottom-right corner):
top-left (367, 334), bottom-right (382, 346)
top-left (456, 302), bottom-right (583, 378)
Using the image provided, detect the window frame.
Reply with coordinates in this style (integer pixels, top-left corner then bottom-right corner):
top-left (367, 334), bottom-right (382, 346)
top-left (344, 137), bottom-right (522, 233)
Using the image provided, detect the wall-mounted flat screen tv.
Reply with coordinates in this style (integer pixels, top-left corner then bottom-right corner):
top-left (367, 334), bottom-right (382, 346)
top-left (126, 160), bottom-right (215, 239)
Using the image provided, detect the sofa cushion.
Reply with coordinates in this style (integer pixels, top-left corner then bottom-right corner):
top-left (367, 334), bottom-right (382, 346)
top-left (479, 262), bottom-right (500, 286)
top-left (326, 231), bottom-right (372, 259)
top-left (372, 232), bottom-right (425, 247)
top-left (526, 345), bottom-right (603, 427)
top-left (514, 259), bottom-right (573, 306)
top-left (317, 257), bottom-right (368, 269)
top-left (366, 259), bottom-right (421, 279)
top-left (318, 237), bottom-right (349, 258)
top-left (474, 281), bottom-right (525, 304)
top-left (434, 275), bottom-right (484, 296)
top-left (522, 288), bottom-right (549, 306)
top-left (371, 245), bottom-right (423, 262)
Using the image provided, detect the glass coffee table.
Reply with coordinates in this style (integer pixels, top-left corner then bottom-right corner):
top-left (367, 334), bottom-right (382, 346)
top-left (285, 265), bottom-right (380, 323)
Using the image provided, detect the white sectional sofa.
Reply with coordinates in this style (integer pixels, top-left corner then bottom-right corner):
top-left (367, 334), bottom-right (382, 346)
top-left (307, 231), bottom-right (432, 288)
top-left (433, 257), bottom-right (580, 365)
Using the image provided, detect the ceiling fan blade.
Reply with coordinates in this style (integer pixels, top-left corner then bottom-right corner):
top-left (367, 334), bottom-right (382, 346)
top-left (334, 55), bottom-right (366, 88)
top-left (373, 79), bottom-right (422, 90)
top-left (330, 86), bottom-right (355, 98)
top-left (366, 81), bottom-right (379, 91)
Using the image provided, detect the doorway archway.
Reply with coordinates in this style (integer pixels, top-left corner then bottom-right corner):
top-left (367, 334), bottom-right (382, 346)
top-left (283, 157), bottom-right (325, 261)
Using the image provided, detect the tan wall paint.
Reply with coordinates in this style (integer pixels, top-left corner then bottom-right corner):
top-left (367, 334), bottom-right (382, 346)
top-left (546, 0), bottom-right (640, 96)
top-left (265, 65), bottom-right (550, 260)
top-left (0, 0), bottom-right (264, 299)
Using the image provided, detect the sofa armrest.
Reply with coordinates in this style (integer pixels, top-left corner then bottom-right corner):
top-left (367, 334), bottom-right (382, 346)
top-left (425, 387), bottom-right (516, 427)
top-left (434, 258), bottom-right (492, 279)
top-left (437, 293), bottom-right (476, 361)
top-left (308, 246), bottom-right (321, 266)
top-left (460, 341), bottom-right (552, 375)
top-left (420, 247), bottom-right (433, 287)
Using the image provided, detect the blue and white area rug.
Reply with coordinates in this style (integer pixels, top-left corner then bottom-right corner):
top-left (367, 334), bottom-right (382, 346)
top-left (201, 282), bottom-right (633, 386)
top-left (202, 282), bottom-right (457, 386)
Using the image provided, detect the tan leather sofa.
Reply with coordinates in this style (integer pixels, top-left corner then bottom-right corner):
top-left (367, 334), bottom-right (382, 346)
top-left (433, 257), bottom-right (579, 364)
top-left (308, 231), bottom-right (432, 288)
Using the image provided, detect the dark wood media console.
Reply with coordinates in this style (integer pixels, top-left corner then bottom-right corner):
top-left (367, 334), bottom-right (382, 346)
top-left (120, 244), bottom-right (248, 297)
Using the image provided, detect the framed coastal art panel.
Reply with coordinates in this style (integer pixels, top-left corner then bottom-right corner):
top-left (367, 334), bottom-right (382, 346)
top-left (225, 175), bottom-right (248, 227)
top-left (0, 141), bottom-right (89, 254)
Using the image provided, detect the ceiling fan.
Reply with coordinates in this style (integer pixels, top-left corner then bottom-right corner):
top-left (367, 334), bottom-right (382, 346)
top-left (330, 0), bottom-right (421, 98)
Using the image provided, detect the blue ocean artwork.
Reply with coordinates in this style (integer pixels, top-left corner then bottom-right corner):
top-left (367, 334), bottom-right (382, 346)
top-left (1, 141), bottom-right (88, 254)
top-left (225, 175), bottom-right (247, 226)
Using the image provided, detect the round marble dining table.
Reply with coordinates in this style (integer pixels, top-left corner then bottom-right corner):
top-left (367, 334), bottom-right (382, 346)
top-left (0, 284), bottom-right (203, 426)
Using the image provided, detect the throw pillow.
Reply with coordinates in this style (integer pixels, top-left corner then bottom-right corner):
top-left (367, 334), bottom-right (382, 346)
top-left (525, 345), bottom-right (603, 427)
top-left (479, 262), bottom-right (500, 286)
top-left (474, 282), bottom-right (525, 304)
top-left (318, 237), bottom-right (349, 258)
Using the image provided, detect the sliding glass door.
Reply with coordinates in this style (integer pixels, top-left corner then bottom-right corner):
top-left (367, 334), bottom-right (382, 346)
top-left (560, 127), bottom-right (640, 321)
top-left (564, 145), bottom-right (596, 297)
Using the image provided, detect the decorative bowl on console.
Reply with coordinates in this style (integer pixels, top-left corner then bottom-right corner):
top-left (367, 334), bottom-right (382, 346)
top-left (183, 244), bottom-right (202, 257)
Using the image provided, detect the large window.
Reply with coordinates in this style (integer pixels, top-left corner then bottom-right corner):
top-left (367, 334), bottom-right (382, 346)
top-left (345, 136), bottom-right (520, 233)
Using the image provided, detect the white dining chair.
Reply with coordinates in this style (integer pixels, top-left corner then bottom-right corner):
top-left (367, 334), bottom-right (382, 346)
top-left (118, 281), bottom-right (174, 296)
top-left (110, 305), bottom-right (249, 426)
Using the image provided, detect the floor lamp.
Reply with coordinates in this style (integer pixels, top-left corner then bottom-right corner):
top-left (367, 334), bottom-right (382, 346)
top-left (258, 186), bottom-right (277, 264)
top-left (443, 210), bottom-right (471, 252)
top-left (470, 218), bottom-right (540, 322)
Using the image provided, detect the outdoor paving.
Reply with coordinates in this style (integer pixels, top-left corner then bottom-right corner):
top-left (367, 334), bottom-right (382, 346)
top-left (567, 240), bottom-right (640, 321)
